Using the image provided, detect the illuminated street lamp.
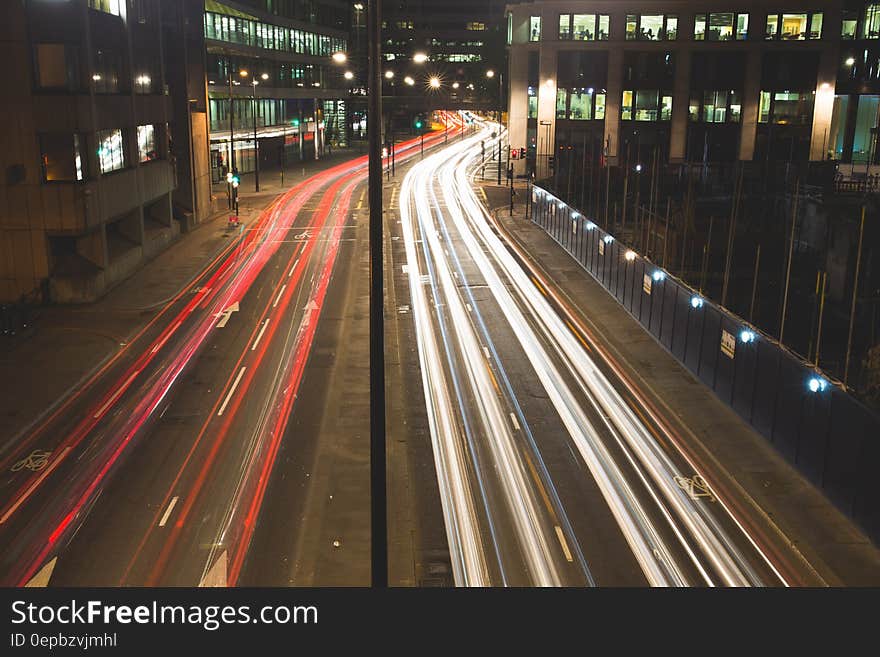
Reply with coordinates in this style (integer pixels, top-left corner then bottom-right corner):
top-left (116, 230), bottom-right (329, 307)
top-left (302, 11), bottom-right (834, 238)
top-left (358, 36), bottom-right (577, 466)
top-left (385, 70), bottom-right (394, 79)
top-left (845, 56), bottom-right (856, 66)
top-left (413, 52), bottom-right (428, 64)
top-left (332, 52), bottom-right (347, 63)
top-left (344, 71), bottom-right (354, 80)
top-left (486, 69), bottom-right (495, 78)
top-left (429, 76), bottom-right (441, 89)
top-left (404, 76), bottom-right (415, 86)
top-left (452, 81), bottom-right (460, 89)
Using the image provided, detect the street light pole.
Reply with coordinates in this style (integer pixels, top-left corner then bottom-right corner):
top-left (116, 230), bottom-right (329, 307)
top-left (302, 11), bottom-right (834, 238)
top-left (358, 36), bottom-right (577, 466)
top-left (367, 0), bottom-right (387, 588)
top-left (252, 79), bottom-right (260, 192)
top-left (227, 67), bottom-right (235, 209)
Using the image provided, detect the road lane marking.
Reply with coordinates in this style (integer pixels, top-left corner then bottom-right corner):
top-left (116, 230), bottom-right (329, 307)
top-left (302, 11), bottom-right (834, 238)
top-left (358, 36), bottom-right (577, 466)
top-left (217, 367), bottom-right (247, 417)
top-left (289, 258), bottom-right (300, 277)
top-left (466, 303), bottom-right (472, 312)
top-left (199, 550), bottom-right (227, 587)
top-left (273, 285), bottom-right (287, 308)
top-left (251, 319), bottom-right (270, 351)
top-left (509, 413), bottom-right (520, 431)
top-left (1, 447), bottom-right (72, 524)
top-left (151, 320), bottom-right (181, 354)
top-left (25, 557), bottom-right (57, 588)
top-left (555, 526), bottom-right (574, 563)
top-left (93, 369), bottom-right (141, 418)
top-left (158, 496), bottom-right (179, 527)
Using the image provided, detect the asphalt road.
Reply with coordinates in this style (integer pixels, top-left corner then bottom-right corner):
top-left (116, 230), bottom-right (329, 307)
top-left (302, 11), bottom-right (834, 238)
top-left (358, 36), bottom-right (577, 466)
top-left (391, 121), bottom-right (825, 586)
top-left (0, 125), bottom-right (459, 587)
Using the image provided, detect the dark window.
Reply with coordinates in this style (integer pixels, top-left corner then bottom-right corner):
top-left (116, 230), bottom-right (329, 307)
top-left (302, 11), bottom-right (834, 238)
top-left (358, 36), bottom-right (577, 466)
top-left (34, 44), bottom-right (79, 91)
top-left (39, 133), bottom-right (85, 182)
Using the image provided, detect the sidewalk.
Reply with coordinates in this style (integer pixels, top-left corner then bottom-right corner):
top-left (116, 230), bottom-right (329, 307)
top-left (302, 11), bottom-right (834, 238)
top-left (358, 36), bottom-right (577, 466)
top-left (0, 150), bottom-right (361, 442)
top-left (478, 186), bottom-right (880, 585)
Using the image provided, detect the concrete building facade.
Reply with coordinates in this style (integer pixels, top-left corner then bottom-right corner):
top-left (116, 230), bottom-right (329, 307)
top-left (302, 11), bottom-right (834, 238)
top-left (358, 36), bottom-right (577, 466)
top-left (0, 0), bottom-right (211, 303)
top-left (505, 1), bottom-right (880, 178)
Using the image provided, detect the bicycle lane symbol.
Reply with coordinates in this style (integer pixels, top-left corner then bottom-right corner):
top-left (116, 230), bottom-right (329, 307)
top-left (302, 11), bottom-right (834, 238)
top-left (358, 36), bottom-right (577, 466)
top-left (11, 449), bottom-right (52, 473)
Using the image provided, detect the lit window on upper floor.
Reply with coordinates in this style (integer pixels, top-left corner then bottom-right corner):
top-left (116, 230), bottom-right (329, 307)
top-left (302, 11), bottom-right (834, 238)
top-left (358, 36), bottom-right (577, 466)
top-left (97, 128), bottom-right (126, 174)
top-left (34, 43), bottom-right (79, 92)
top-left (841, 10), bottom-right (858, 39)
top-left (467, 22), bottom-right (486, 31)
top-left (554, 87), bottom-right (606, 120)
top-left (527, 86), bottom-right (538, 119)
top-left (765, 12), bottom-right (823, 40)
top-left (695, 13), bottom-right (749, 41)
top-left (89, 0), bottom-right (121, 16)
top-left (621, 90), bottom-right (672, 121)
top-left (626, 14), bottom-right (677, 41)
top-left (865, 5), bottom-right (880, 38)
top-left (758, 91), bottom-right (814, 124)
top-left (558, 14), bottom-right (610, 41)
top-left (530, 16), bottom-right (541, 42)
top-left (137, 125), bottom-right (160, 163)
top-left (395, 21), bottom-right (413, 30)
top-left (688, 90), bottom-right (742, 123)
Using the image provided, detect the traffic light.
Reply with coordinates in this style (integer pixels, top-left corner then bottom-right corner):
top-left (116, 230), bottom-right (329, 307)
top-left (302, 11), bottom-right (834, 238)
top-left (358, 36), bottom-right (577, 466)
top-left (519, 148), bottom-right (526, 159)
top-left (291, 118), bottom-right (300, 127)
top-left (414, 115), bottom-right (424, 131)
top-left (231, 173), bottom-right (240, 188)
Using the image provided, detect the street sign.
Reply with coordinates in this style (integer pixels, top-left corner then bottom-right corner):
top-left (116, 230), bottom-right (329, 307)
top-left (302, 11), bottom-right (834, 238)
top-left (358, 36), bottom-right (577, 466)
top-left (721, 330), bottom-right (736, 359)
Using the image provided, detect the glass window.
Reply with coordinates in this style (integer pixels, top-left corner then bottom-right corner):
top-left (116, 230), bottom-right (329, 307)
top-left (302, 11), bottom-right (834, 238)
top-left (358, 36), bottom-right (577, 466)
top-left (626, 15), bottom-right (638, 40)
top-left (759, 91), bottom-right (771, 122)
top-left (853, 95), bottom-right (880, 162)
top-left (559, 14), bottom-right (571, 40)
top-left (569, 89), bottom-right (593, 120)
top-left (39, 133), bottom-right (84, 182)
top-left (780, 14), bottom-right (808, 40)
top-left (595, 93), bottom-right (606, 120)
top-left (88, 0), bottom-right (121, 16)
top-left (660, 95), bottom-right (673, 121)
top-left (736, 14), bottom-right (749, 40)
top-left (689, 93), bottom-right (700, 121)
top-left (527, 86), bottom-right (538, 119)
top-left (137, 124), bottom-right (158, 163)
top-left (708, 13), bottom-right (735, 41)
top-left (97, 128), bottom-right (125, 174)
top-left (572, 14), bottom-right (596, 41)
top-left (730, 92), bottom-right (742, 122)
top-left (765, 15), bottom-right (778, 40)
top-left (694, 14), bottom-right (707, 40)
top-left (34, 43), bottom-right (78, 90)
top-left (809, 12), bottom-right (823, 39)
top-left (640, 15), bottom-right (663, 40)
top-left (92, 48), bottom-right (121, 93)
top-left (635, 90), bottom-right (658, 120)
top-left (866, 5), bottom-right (880, 38)
top-left (556, 88), bottom-right (568, 118)
top-left (621, 90), bottom-right (633, 120)
top-left (598, 15), bottom-right (610, 40)
top-left (506, 13), bottom-right (512, 45)
top-left (665, 16), bottom-right (678, 40)
top-left (773, 91), bottom-right (813, 124)
top-left (841, 11), bottom-right (857, 39)
top-left (529, 16), bottom-right (541, 41)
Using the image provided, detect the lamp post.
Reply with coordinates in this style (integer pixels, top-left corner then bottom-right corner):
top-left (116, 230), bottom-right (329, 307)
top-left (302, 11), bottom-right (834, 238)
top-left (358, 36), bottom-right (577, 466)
top-left (246, 72), bottom-right (268, 192)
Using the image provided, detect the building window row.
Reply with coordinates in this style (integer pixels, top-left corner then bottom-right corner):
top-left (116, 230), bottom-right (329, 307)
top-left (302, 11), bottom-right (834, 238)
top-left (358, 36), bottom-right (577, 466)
top-left (203, 11), bottom-right (346, 57)
top-left (626, 14), bottom-right (678, 41)
top-left (695, 13), bottom-right (749, 41)
top-left (558, 14), bottom-right (610, 41)
top-left (208, 54), bottom-right (343, 89)
top-left (758, 90), bottom-right (814, 124)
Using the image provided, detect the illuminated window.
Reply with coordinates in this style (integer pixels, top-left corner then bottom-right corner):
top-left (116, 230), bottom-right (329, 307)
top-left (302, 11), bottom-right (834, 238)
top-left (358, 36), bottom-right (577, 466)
top-left (529, 16), bottom-right (541, 42)
top-left (621, 90), bottom-right (672, 121)
top-left (594, 92), bottom-right (606, 119)
top-left (758, 90), bottom-right (814, 124)
top-left (34, 43), bottom-right (79, 91)
top-left (697, 13), bottom-right (748, 41)
top-left (97, 128), bottom-right (125, 174)
top-left (627, 14), bottom-right (677, 41)
top-left (695, 14), bottom-right (707, 40)
top-left (88, 0), bottom-right (121, 16)
top-left (527, 86), bottom-right (538, 118)
top-left (507, 13), bottom-right (512, 45)
top-left (559, 14), bottom-right (607, 41)
top-left (866, 4), bottom-right (880, 38)
top-left (556, 88), bottom-right (568, 118)
top-left (766, 12), bottom-right (821, 40)
top-left (841, 11), bottom-right (857, 39)
top-left (568, 88), bottom-right (600, 120)
top-left (137, 124), bottom-right (158, 163)
top-left (466, 22), bottom-right (485, 31)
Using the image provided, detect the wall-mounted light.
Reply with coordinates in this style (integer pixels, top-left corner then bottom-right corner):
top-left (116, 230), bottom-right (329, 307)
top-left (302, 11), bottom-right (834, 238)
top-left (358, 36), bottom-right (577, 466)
top-left (808, 376), bottom-right (828, 393)
top-left (625, 250), bottom-right (636, 262)
top-left (739, 329), bottom-right (756, 344)
top-left (690, 296), bottom-right (704, 309)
